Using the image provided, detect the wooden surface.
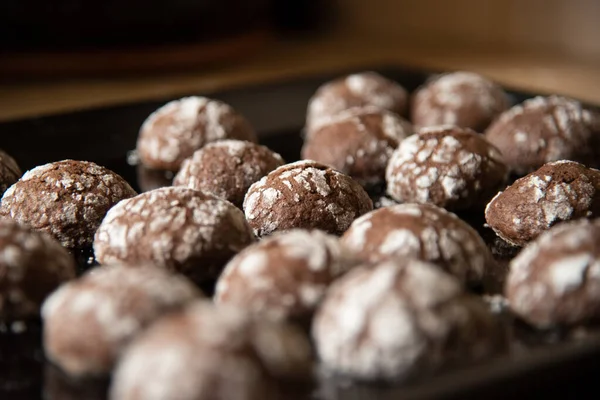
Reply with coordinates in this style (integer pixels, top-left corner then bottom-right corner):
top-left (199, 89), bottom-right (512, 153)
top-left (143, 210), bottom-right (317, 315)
top-left (337, 0), bottom-right (600, 60)
top-left (0, 31), bottom-right (270, 77)
top-left (1, 34), bottom-right (600, 122)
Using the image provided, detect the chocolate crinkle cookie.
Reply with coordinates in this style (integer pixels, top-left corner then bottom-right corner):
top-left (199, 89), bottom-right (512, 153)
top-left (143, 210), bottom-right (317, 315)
top-left (485, 160), bottom-right (600, 247)
top-left (0, 149), bottom-right (21, 196)
top-left (301, 107), bottom-right (413, 187)
top-left (485, 96), bottom-right (600, 175)
top-left (386, 126), bottom-right (508, 211)
top-left (340, 203), bottom-right (495, 290)
top-left (173, 140), bottom-right (285, 208)
top-left (244, 160), bottom-right (373, 237)
top-left (0, 160), bottom-right (137, 250)
top-left (306, 72), bottom-right (408, 132)
top-left (137, 96), bottom-right (258, 171)
top-left (0, 219), bottom-right (76, 321)
top-left (312, 259), bottom-right (504, 382)
top-left (411, 71), bottom-right (510, 132)
top-left (506, 219), bottom-right (600, 329)
top-left (215, 229), bottom-right (356, 323)
top-left (42, 265), bottom-right (201, 377)
top-left (110, 301), bottom-right (313, 400)
top-left (94, 187), bottom-right (255, 284)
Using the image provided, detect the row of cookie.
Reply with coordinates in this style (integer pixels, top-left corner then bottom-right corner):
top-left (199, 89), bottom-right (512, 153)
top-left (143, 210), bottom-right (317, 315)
top-left (42, 208), bottom-right (600, 392)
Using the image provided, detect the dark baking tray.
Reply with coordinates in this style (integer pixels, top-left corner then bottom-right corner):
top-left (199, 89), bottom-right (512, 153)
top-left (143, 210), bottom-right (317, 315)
top-left (1, 66), bottom-right (600, 399)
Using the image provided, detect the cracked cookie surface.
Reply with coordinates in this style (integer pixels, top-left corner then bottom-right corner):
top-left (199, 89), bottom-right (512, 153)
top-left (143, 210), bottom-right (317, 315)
top-left (0, 160), bottom-right (136, 249)
top-left (244, 160), bottom-right (372, 237)
top-left (94, 187), bottom-right (255, 283)
top-left (506, 219), bottom-right (600, 328)
top-left (386, 126), bottom-right (507, 211)
top-left (485, 160), bottom-right (600, 247)
top-left (485, 96), bottom-right (600, 175)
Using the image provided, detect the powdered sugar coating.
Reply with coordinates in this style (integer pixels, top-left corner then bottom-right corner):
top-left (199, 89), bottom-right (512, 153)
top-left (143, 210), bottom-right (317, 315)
top-left (341, 203), bottom-right (494, 288)
top-left (174, 140), bottom-right (284, 208)
top-left (306, 72), bottom-right (408, 131)
top-left (137, 96), bottom-right (257, 171)
top-left (411, 71), bottom-right (509, 131)
top-left (94, 187), bottom-right (255, 283)
top-left (485, 160), bottom-right (600, 247)
top-left (42, 265), bottom-right (201, 376)
top-left (386, 126), bottom-right (508, 211)
top-left (506, 219), bottom-right (600, 328)
top-left (243, 160), bottom-right (372, 237)
top-left (110, 301), bottom-right (312, 400)
top-left (0, 149), bottom-right (21, 196)
top-left (312, 259), bottom-right (502, 381)
top-left (485, 96), bottom-right (600, 175)
top-left (0, 219), bottom-right (75, 321)
top-left (215, 229), bottom-right (356, 321)
top-left (302, 107), bottom-right (413, 187)
top-left (0, 160), bottom-right (137, 249)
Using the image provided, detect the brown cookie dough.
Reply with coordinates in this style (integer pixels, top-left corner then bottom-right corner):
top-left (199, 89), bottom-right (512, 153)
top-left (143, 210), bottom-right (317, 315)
top-left (110, 301), bottom-right (313, 400)
top-left (243, 160), bottom-right (373, 237)
top-left (485, 160), bottom-right (600, 247)
top-left (485, 96), bottom-right (600, 175)
top-left (0, 149), bottom-right (21, 197)
top-left (340, 203), bottom-right (495, 289)
top-left (506, 219), bottom-right (600, 328)
top-left (93, 187), bottom-right (255, 284)
top-left (411, 71), bottom-right (510, 131)
top-left (215, 229), bottom-right (356, 322)
top-left (42, 265), bottom-right (201, 376)
top-left (301, 107), bottom-right (413, 187)
top-left (137, 96), bottom-right (258, 171)
top-left (385, 126), bottom-right (508, 211)
top-left (174, 140), bottom-right (284, 208)
top-left (306, 72), bottom-right (408, 132)
top-left (312, 259), bottom-right (503, 382)
top-left (0, 160), bottom-right (137, 249)
top-left (0, 219), bottom-right (76, 321)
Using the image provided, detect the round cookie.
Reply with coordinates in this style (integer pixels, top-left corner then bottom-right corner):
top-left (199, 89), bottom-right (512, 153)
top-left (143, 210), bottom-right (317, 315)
top-left (0, 149), bottom-right (21, 197)
top-left (411, 71), bottom-right (510, 131)
top-left (0, 219), bottom-right (76, 321)
top-left (340, 203), bottom-right (494, 289)
top-left (215, 229), bottom-right (356, 322)
top-left (42, 265), bottom-right (201, 376)
top-left (110, 301), bottom-right (312, 400)
top-left (485, 160), bottom-right (600, 247)
top-left (0, 160), bottom-right (137, 249)
top-left (485, 96), bottom-right (600, 175)
top-left (386, 126), bottom-right (508, 211)
top-left (312, 259), bottom-right (503, 382)
top-left (306, 72), bottom-right (408, 131)
top-left (244, 160), bottom-right (373, 237)
top-left (137, 96), bottom-right (258, 171)
top-left (174, 140), bottom-right (285, 208)
top-left (93, 187), bottom-right (255, 284)
top-left (506, 219), bottom-right (600, 328)
top-left (301, 107), bottom-right (413, 187)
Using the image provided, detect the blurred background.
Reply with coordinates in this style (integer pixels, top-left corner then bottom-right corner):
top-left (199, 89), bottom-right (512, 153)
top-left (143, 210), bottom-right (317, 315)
top-left (1, 0), bottom-right (600, 120)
